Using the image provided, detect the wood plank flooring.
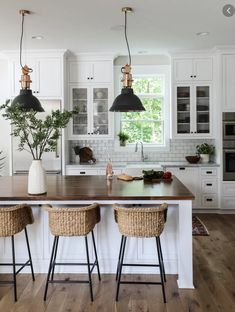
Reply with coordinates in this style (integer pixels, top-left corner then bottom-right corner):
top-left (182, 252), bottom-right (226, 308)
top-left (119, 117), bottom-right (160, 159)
top-left (0, 214), bottom-right (234, 312)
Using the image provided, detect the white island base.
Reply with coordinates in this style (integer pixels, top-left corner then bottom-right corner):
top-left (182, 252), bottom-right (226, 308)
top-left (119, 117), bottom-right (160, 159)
top-left (0, 200), bottom-right (194, 289)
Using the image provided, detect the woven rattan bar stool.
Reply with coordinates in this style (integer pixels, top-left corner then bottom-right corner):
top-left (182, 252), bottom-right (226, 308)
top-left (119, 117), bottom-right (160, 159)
top-left (113, 203), bottom-right (168, 303)
top-left (43, 203), bottom-right (101, 301)
top-left (0, 204), bottom-right (35, 301)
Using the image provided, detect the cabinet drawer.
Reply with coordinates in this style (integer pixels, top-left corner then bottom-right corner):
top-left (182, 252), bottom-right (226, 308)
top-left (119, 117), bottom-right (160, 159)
top-left (66, 169), bottom-right (98, 175)
top-left (222, 182), bottom-right (235, 196)
top-left (201, 179), bottom-right (217, 193)
top-left (222, 197), bottom-right (235, 209)
top-left (201, 168), bottom-right (217, 176)
top-left (201, 194), bottom-right (218, 208)
top-left (99, 169), bottom-right (122, 175)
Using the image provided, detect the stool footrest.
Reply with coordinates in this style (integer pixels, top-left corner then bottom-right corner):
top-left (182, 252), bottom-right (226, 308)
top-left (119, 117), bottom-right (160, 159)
top-left (122, 263), bottom-right (160, 267)
top-left (48, 279), bottom-right (90, 284)
top-left (0, 260), bottom-right (31, 275)
top-left (120, 281), bottom-right (163, 285)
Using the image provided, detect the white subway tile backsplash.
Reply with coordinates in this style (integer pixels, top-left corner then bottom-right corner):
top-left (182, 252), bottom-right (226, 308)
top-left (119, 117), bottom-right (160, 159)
top-left (69, 139), bottom-right (215, 163)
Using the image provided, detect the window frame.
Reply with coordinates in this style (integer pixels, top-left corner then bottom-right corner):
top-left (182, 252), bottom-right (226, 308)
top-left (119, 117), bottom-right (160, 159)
top-left (114, 65), bottom-right (170, 151)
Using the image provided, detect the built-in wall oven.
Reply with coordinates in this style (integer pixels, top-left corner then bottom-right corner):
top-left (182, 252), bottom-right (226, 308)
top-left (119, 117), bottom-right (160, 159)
top-left (223, 112), bottom-right (235, 180)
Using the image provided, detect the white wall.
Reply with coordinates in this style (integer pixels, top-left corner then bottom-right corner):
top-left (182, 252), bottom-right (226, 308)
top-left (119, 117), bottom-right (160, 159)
top-left (0, 57), bottom-right (10, 175)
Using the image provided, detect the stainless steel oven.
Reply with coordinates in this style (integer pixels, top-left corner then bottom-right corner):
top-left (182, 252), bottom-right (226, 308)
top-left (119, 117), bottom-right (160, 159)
top-left (223, 112), bottom-right (235, 140)
top-left (223, 140), bottom-right (235, 181)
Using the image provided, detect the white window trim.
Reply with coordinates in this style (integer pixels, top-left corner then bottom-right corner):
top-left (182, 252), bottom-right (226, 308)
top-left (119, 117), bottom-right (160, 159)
top-left (113, 65), bottom-right (171, 152)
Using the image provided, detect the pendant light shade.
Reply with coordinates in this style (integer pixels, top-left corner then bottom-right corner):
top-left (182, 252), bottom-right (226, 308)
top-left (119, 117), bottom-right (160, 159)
top-left (12, 10), bottom-right (44, 112)
top-left (12, 89), bottom-right (44, 112)
top-left (109, 7), bottom-right (145, 112)
top-left (110, 88), bottom-right (144, 112)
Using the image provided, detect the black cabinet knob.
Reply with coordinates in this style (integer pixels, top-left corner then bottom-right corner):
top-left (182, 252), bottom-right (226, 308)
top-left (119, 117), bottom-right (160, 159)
top-left (206, 183), bottom-right (212, 186)
top-left (206, 198), bottom-right (213, 202)
top-left (90, 77), bottom-right (93, 80)
top-left (190, 75), bottom-right (193, 78)
top-left (87, 77), bottom-right (90, 80)
top-left (80, 171), bottom-right (86, 174)
top-left (194, 75), bottom-right (196, 78)
top-left (206, 171), bottom-right (212, 174)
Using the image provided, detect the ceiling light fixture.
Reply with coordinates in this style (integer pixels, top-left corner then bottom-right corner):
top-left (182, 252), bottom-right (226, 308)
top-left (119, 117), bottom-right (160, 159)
top-left (12, 10), bottom-right (44, 112)
top-left (109, 7), bottom-right (145, 112)
top-left (196, 32), bottom-right (209, 36)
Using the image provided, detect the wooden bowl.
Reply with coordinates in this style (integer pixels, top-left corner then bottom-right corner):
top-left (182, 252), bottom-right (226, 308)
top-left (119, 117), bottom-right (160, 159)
top-left (185, 156), bottom-right (200, 164)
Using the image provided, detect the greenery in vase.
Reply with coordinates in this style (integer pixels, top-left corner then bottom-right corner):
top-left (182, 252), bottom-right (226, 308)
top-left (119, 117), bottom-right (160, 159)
top-left (117, 131), bottom-right (130, 143)
top-left (0, 100), bottom-right (78, 160)
top-left (196, 143), bottom-right (215, 155)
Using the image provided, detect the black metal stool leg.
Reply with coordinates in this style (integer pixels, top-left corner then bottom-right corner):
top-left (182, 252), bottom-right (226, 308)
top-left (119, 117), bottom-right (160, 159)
top-left (116, 236), bottom-right (127, 301)
top-left (44, 236), bottom-right (58, 301)
top-left (51, 236), bottom-right (59, 281)
top-left (11, 235), bottom-right (17, 302)
top-left (91, 230), bottom-right (101, 281)
top-left (115, 235), bottom-right (124, 281)
top-left (24, 227), bottom-right (35, 281)
top-left (85, 235), bottom-right (93, 301)
top-left (156, 237), bottom-right (166, 303)
top-left (156, 237), bottom-right (166, 282)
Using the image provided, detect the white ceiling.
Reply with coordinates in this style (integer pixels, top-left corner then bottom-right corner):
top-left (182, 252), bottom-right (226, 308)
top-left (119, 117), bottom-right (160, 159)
top-left (0, 0), bottom-right (235, 55)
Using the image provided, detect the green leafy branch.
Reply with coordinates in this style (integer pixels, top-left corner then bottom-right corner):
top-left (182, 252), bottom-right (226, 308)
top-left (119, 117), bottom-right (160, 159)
top-left (0, 100), bottom-right (78, 160)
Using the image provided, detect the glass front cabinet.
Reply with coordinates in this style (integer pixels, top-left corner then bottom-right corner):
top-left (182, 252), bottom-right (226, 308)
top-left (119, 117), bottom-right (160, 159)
top-left (69, 84), bottom-right (113, 138)
top-left (174, 84), bottom-right (212, 138)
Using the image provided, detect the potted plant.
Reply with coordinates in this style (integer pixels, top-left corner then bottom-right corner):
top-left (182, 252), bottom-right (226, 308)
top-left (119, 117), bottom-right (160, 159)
top-left (117, 131), bottom-right (130, 146)
top-left (0, 100), bottom-right (78, 194)
top-left (196, 143), bottom-right (215, 163)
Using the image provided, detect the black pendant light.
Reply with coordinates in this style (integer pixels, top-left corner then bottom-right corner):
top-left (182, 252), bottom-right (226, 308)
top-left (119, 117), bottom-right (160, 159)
top-left (12, 10), bottom-right (44, 112)
top-left (110, 7), bottom-right (145, 112)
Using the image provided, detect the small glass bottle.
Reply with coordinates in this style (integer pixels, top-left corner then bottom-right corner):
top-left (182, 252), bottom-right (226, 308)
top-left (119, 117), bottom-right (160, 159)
top-left (106, 158), bottom-right (113, 180)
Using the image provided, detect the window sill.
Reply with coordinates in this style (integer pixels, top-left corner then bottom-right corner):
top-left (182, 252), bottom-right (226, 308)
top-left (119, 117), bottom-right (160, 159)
top-left (114, 140), bottom-right (170, 153)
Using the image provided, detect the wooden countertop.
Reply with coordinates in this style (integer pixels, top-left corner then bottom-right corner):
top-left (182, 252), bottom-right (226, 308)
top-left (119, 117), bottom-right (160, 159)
top-left (0, 175), bottom-right (194, 201)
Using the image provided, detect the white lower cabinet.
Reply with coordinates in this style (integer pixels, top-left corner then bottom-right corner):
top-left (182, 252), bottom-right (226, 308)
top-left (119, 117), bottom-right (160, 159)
top-left (222, 182), bottom-right (235, 209)
top-left (166, 166), bottom-right (219, 209)
top-left (166, 167), bottom-right (200, 208)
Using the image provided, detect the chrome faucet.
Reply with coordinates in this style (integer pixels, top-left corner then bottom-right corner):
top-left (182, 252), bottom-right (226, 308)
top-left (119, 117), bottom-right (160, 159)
top-left (135, 141), bottom-right (147, 162)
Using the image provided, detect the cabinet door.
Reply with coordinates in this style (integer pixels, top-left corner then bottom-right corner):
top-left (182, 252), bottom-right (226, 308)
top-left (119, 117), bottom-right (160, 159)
top-left (37, 58), bottom-right (62, 97)
top-left (173, 58), bottom-right (212, 81)
top-left (69, 61), bottom-right (112, 83)
top-left (195, 85), bottom-right (211, 135)
top-left (70, 87), bottom-right (89, 135)
top-left (167, 167), bottom-right (200, 207)
top-left (92, 61), bottom-right (112, 83)
top-left (175, 85), bottom-right (192, 135)
top-left (173, 59), bottom-right (193, 81)
top-left (193, 59), bottom-right (213, 81)
top-left (92, 87), bottom-right (109, 135)
top-left (222, 54), bottom-right (235, 111)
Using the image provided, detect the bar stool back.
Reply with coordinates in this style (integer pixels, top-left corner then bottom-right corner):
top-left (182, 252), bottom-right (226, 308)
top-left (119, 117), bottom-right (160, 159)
top-left (113, 203), bottom-right (168, 303)
top-left (0, 204), bottom-right (35, 301)
top-left (43, 203), bottom-right (101, 301)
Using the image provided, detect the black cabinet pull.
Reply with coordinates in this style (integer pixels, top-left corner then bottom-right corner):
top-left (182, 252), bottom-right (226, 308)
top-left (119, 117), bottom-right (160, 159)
top-left (206, 198), bottom-right (213, 202)
top-left (194, 75), bottom-right (196, 78)
top-left (87, 77), bottom-right (90, 80)
top-left (190, 75), bottom-right (193, 78)
top-left (80, 171), bottom-right (86, 174)
top-left (206, 183), bottom-right (212, 186)
top-left (90, 77), bottom-right (93, 80)
top-left (179, 167), bottom-right (186, 170)
top-left (206, 171), bottom-right (212, 174)
top-left (194, 131), bottom-right (197, 133)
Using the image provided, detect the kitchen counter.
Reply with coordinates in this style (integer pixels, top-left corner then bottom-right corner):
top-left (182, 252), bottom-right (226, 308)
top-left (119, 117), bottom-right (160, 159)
top-left (0, 175), bottom-right (194, 289)
top-left (159, 161), bottom-right (220, 167)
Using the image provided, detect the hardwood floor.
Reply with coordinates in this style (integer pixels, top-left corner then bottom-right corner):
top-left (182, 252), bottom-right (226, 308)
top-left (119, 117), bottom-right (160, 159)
top-left (0, 214), bottom-right (234, 312)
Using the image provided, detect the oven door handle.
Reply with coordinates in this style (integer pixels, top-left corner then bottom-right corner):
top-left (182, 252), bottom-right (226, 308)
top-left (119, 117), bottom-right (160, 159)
top-left (223, 149), bottom-right (235, 153)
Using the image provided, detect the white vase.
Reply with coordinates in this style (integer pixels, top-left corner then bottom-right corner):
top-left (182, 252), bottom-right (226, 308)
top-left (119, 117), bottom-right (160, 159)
top-left (28, 160), bottom-right (47, 195)
top-left (200, 154), bottom-right (210, 163)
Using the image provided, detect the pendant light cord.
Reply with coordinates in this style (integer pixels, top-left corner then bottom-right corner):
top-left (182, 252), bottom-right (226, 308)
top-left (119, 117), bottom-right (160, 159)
top-left (20, 12), bottom-right (32, 72)
top-left (124, 11), bottom-right (131, 66)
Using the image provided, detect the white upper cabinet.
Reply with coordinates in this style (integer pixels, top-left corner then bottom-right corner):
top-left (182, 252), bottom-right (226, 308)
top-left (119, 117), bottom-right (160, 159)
top-left (222, 54), bottom-right (235, 111)
top-left (69, 60), bottom-right (112, 83)
top-left (7, 51), bottom-right (65, 99)
top-left (173, 58), bottom-right (213, 81)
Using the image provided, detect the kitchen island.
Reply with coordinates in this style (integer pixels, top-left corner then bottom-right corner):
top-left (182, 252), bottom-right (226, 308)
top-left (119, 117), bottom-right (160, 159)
top-left (0, 175), bottom-right (194, 289)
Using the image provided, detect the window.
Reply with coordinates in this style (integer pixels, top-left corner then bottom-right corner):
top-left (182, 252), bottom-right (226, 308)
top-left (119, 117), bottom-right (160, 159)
top-left (119, 65), bottom-right (170, 147)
